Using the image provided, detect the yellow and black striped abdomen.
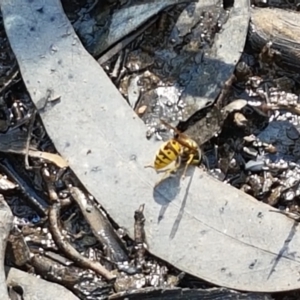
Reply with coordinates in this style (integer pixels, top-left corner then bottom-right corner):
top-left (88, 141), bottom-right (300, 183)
top-left (154, 139), bottom-right (181, 170)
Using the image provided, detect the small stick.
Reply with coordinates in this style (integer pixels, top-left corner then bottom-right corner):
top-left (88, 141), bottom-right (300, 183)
top-left (48, 203), bottom-right (115, 280)
top-left (0, 69), bottom-right (19, 95)
top-left (134, 204), bottom-right (147, 268)
top-left (25, 109), bottom-right (37, 170)
top-left (42, 169), bottom-right (115, 280)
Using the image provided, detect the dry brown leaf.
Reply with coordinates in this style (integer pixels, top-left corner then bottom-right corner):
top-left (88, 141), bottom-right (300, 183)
top-left (27, 150), bottom-right (68, 168)
top-left (0, 131), bottom-right (68, 168)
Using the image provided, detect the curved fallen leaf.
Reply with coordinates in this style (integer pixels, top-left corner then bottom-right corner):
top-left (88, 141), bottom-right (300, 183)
top-left (4, 0), bottom-right (300, 293)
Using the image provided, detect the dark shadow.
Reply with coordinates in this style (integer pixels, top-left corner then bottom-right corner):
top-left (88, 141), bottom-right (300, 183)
top-left (153, 166), bottom-right (196, 224)
top-left (169, 167), bottom-right (194, 239)
top-left (267, 221), bottom-right (299, 280)
top-left (71, 0), bottom-right (190, 58)
top-left (153, 170), bottom-right (181, 223)
top-left (71, 0), bottom-right (240, 115)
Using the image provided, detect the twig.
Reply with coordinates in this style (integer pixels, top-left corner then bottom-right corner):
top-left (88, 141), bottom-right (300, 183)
top-left (69, 186), bottom-right (128, 263)
top-left (0, 68), bottom-right (19, 95)
top-left (48, 203), bottom-right (115, 280)
top-left (26, 149), bottom-right (68, 168)
top-left (134, 204), bottom-right (147, 268)
top-left (42, 169), bottom-right (115, 280)
top-left (25, 109), bottom-right (37, 170)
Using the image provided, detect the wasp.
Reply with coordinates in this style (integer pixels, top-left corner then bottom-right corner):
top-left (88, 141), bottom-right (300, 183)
top-left (145, 120), bottom-right (201, 187)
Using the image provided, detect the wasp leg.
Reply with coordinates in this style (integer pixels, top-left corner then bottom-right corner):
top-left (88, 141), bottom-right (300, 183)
top-left (145, 165), bottom-right (176, 173)
top-left (144, 164), bottom-right (154, 169)
top-left (154, 158), bottom-right (181, 188)
top-left (182, 155), bottom-right (201, 180)
top-left (154, 167), bottom-right (178, 188)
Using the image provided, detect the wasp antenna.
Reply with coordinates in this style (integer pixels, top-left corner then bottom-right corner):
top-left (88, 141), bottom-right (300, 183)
top-left (160, 119), bottom-right (178, 132)
top-left (160, 119), bottom-right (193, 143)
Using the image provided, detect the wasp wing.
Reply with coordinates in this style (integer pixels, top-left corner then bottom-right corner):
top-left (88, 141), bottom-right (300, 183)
top-left (160, 119), bottom-right (198, 153)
